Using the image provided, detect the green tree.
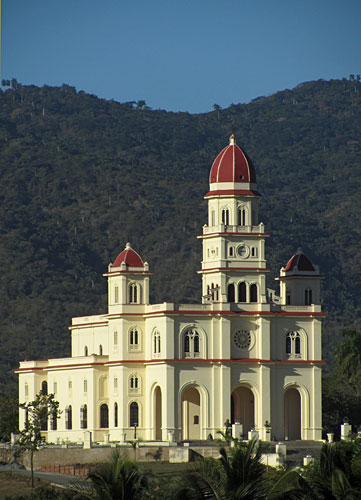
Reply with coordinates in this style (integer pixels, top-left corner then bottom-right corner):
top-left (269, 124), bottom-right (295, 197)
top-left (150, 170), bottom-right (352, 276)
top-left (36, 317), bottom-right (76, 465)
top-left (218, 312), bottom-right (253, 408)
top-left (334, 328), bottom-right (361, 397)
top-left (18, 392), bottom-right (61, 488)
top-left (0, 396), bottom-right (18, 441)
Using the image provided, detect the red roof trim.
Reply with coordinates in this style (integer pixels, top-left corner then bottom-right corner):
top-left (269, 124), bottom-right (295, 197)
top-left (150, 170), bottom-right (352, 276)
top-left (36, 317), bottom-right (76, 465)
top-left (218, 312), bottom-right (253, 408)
top-left (16, 358), bottom-right (325, 372)
top-left (276, 275), bottom-right (323, 280)
top-left (205, 190), bottom-right (261, 198)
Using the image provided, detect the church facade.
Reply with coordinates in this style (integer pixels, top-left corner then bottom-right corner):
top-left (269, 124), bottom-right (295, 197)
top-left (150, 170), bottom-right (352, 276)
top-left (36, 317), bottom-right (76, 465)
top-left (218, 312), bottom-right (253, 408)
top-left (17, 136), bottom-right (324, 443)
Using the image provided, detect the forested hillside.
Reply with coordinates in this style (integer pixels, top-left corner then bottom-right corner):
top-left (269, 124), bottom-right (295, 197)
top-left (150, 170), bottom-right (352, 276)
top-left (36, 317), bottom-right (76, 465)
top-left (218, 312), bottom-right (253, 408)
top-left (1, 78), bottom-right (361, 394)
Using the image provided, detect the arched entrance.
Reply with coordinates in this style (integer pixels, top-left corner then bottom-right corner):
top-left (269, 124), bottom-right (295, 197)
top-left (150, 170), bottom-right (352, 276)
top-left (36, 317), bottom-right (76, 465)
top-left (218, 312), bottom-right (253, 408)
top-left (284, 388), bottom-right (301, 440)
top-left (154, 386), bottom-right (162, 440)
top-left (182, 387), bottom-right (201, 440)
top-left (231, 386), bottom-right (255, 435)
top-left (100, 404), bottom-right (109, 428)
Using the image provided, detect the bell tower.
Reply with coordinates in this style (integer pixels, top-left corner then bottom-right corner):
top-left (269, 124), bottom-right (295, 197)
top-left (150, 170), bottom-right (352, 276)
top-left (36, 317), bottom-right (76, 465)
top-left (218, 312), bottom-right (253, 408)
top-left (198, 135), bottom-right (269, 306)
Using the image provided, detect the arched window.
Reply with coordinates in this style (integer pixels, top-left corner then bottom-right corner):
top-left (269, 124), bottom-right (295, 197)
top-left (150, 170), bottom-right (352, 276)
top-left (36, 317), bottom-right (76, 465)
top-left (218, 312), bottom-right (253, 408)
top-left (305, 289), bottom-right (313, 305)
top-left (41, 381), bottom-right (48, 395)
top-left (238, 282), bottom-right (247, 302)
top-left (129, 374), bottom-right (139, 392)
top-left (194, 333), bottom-right (200, 353)
top-left (229, 246), bottom-right (234, 257)
top-left (114, 331), bottom-right (118, 346)
top-left (286, 331), bottom-right (302, 358)
top-left (221, 209), bottom-right (230, 225)
top-left (250, 284), bottom-right (258, 303)
top-left (100, 404), bottom-right (109, 428)
top-left (228, 284), bottom-right (235, 303)
top-left (99, 345), bottom-right (103, 355)
top-left (183, 328), bottom-right (201, 358)
top-left (129, 283), bottom-right (140, 304)
top-left (50, 409), bottom-right (57, 430)
top-left (184, 334), bottom-right (190, 354)
top-left (80, 404), bottom-right (87, 429)
top-left (114, 285), bottom-right (119, 303)
top-left (65, 405), bottom-right (72, 430)
top-left (153, 331), bottom-right (161, 355)
top-left (238, 207), bottom-right (246, 226)
top-left (40, 404), bottom-right (48, 431)
top-left (129, 328), bottom-right (139, 348)
top-left (114, 403), bottom-right (118, 427)
top-left (130, 402), bottom-right (139, 427)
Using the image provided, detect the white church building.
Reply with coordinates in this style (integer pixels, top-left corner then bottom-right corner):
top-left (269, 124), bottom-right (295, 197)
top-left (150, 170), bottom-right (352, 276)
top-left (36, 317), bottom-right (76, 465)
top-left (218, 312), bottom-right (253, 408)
top-left (17, 136), bottom-right (324, 443)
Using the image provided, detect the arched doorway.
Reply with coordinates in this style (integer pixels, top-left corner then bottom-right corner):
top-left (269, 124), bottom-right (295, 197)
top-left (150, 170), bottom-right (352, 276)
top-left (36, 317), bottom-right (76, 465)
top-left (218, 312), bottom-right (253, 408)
top-left (100, 404), bottom-right (109, 428)
top-left (182, 387), bottom-right (201, 440)
top-left (154, 386), bottom-right (162, 440)
top-left (231, 386), bottom-right (255, 435)
top-left (284, 388), bottom-right (301, 440)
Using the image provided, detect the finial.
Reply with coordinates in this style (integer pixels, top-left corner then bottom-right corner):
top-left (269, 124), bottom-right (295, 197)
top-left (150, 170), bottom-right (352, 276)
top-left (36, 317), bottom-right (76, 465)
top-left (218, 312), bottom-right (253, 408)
top-left (125, 242), bottom-right (132, 249)
top-left (229, 134), bottom-right (236, 145)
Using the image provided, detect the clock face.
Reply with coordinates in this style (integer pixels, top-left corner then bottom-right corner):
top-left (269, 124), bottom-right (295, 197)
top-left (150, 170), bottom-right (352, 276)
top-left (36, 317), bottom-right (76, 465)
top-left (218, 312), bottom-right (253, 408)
top-left (237, 244), bottom-right (249, 258)
top-left (233, 330), bottom-right (252, 350)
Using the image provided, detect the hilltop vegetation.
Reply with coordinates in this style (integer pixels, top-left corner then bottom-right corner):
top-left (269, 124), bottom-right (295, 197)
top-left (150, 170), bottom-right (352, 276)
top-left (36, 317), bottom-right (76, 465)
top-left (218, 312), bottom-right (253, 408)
top-left (1, 78), bottom-right (361, 394)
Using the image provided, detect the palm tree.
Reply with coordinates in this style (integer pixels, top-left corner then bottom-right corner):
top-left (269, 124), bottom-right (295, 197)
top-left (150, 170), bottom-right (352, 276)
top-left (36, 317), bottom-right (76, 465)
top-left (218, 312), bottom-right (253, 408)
top-left (80, 450), bottom-right (151, 500)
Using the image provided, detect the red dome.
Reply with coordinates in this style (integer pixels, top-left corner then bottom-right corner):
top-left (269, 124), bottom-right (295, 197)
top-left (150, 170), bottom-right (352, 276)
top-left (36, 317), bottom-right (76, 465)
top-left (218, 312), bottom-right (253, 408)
top-left (209, 135), bottom-right (256, 184)
top-left (112, 243), bottom-right (144, 268)
top-left (284, 250), bottom-right (315, 272)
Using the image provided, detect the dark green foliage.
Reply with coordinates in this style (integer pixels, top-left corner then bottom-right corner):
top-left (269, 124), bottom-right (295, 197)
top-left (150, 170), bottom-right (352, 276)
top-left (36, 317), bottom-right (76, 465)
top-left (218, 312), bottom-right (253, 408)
top-left (0, 396), bottom-right (19, 441)
top-left (81, 450), bottom-right (151, 499)
top-left (1, 79), bottom-right (361, 395)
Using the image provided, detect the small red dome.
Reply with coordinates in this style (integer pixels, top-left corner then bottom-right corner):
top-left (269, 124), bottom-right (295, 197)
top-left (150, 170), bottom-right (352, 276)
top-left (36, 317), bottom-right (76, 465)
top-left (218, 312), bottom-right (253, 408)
top-left (209, 135), bottom-right (256, 184)
top-left (112, 243), bottom-right (144, 268)
top-left (284, 250), bottom-right (315, 272)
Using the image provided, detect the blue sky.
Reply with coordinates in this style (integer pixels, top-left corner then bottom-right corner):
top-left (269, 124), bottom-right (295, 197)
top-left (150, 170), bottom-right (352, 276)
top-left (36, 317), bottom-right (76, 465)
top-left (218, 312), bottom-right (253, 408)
top-left (2, 0), bottom-right (361, 113)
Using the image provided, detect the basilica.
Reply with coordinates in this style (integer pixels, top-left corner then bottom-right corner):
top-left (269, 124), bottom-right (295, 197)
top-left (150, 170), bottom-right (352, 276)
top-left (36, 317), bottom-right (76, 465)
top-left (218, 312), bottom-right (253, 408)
top-left (17, 136), bottom-right (324, 443)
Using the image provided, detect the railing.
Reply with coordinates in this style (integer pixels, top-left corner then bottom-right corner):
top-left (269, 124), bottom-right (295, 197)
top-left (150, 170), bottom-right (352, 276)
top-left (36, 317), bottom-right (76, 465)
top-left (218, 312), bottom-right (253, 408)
top-left (203, 224), bottom-right (265, 235)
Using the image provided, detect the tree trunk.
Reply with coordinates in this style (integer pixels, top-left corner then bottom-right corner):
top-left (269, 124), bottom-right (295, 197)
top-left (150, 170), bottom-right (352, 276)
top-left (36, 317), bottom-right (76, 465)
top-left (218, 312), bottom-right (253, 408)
top-left (30, 450), bottom-right (34, 488)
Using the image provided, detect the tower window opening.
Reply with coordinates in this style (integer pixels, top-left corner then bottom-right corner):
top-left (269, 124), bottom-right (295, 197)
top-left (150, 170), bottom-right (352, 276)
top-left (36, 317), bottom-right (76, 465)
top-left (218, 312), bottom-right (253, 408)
top-left (25, 382), bottom-right (28, 398)
top-left (41, 381), bottom-right (48, 395)
top-left (238, 207), bottom-right (246, 226)
top-left (99, 345), bottom-right (103, 355)
top-left (114, 285), bottom-right (119, 304)
top-left (227, 284), bottom-right (235, 303)
top-left (238, 282), bottom-right (247, 303)
top-left (114, 330), bottom-right (118, 346)
top-left (250, 284), bottom-right (258, 303)
top-left (286, 290), bottom-right (291, 305)
top-left (251, 247), bottom-right (257, 257)
top-left (129, 283), bottom-right (139, 304)
top-left (222, 209), bottom-right (230, 225)
top-left (305, 288), bottom-right (313, 305)
top-left (129, 328), bottom-right (139, 347)
top-left (183, 328), bottom-right (201, 358)
top-left (84, 346), bottom-right (88, 356)
top-left (286, 331), bottom-right (302, 358)
top-left (153, 331), bottom-right (161, 356)
top-left (229, 247), bottom-right (234, 257)
top-left (211, 210), bottom-right (215, 226)
top-left (84, 379), bottom-right (87, 394)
